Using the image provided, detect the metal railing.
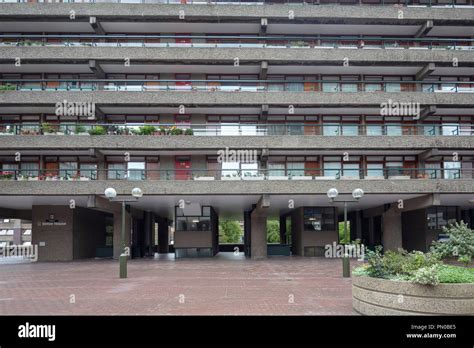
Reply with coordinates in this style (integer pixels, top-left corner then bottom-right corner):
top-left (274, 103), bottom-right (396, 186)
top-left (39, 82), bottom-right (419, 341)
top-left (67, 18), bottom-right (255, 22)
top-left (0, 0), bottom-right (472, 8)
top-left (0, 168), bottom-right (469, 181)
top-left (1, 123), bottom-right (473, 136)
top-left (1, 35), bottom-right (473, 50)
top-left (1, 79), bottom-right (473, 93)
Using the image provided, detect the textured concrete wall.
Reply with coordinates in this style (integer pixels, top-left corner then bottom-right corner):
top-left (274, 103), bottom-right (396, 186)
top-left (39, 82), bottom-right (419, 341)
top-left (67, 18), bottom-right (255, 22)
top-left (353, 276), bottom-right (474, 315)
top-left (2, 4), bottom-right (472, 22)
top-left (1, 91), bottom-right (472, 107)
top-left (1, 134), bottom-right (472, 151)
top-left (0, 180), bottom-right (471, 196)
top-left (2, 46), bottom-right (472, 64)
top-left (31, 205), bottom-right (74, 261)
top-left (382, 207), bottom-right (403, 251)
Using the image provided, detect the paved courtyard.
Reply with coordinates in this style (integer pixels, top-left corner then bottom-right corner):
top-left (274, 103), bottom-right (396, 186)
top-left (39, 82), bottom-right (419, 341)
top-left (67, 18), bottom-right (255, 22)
top-left (0, 254), bottom-right (362, 315)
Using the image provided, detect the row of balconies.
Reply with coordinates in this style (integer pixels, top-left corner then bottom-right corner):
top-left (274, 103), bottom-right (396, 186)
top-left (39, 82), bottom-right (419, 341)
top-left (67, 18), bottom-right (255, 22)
top-left (1, 35), bottom-right (473, 50)
top-left (0, 167), bottom-right (471, 181)
top-left (2, 79), bottom-right (473, 93)
top-left (1, 123), bottom-right (473, 136)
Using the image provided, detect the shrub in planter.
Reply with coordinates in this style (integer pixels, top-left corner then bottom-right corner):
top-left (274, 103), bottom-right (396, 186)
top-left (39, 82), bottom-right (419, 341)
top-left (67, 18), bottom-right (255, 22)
top-left (41, 122), bottom-right (55, 134)
top-left (170, 127), bottom-right (183, 135)
top-left (411, 264), bottom-right (441, 286)
top-left (88, 126), bottom-right (107, 135)
top-left (184, 128), bottom-right (194, 135)
top-left (431, 221), bottom-right (474, 266)
top-left (75, 125), bottom-right (87, 134)
top-left (159, 126), bottom-right (168, 135)
top-left (138, 125), bottom-right (156, 135)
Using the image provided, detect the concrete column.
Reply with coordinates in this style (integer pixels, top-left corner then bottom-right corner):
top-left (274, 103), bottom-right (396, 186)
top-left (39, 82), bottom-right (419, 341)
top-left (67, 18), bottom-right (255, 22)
top-left (250, 195), bottom-right (270, 259)
top-left (143, 211), bottom-right (153, 256)
top-left (243, 210), bottom-right (251, 257)
top-left (157, 217), bottom-right (169, 254)
top-left (113, 205), bottom-right (131, 259)
top-left (382, 207), bottom-right (403, 251)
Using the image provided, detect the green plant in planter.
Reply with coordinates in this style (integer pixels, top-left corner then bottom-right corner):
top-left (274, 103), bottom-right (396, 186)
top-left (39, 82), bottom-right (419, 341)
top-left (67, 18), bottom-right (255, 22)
top-left (184, 128), bottom-right (194, 135)
top-left (75, 125), bottom-right (87, 134)
top-left (89, 126), bottom-right (107, 135)
top-left (0, 84), bottom-right (15, 91)
top-left (138, 125), bottom-right (156, 135)
top-left (431, 221), bottom-right (474, 266)
top-left (170, 127), bottom-right (183, 135)
top-left (41, 122), bottom-right (55, 134)
top-left (159, 126), bottom-right (168, 135)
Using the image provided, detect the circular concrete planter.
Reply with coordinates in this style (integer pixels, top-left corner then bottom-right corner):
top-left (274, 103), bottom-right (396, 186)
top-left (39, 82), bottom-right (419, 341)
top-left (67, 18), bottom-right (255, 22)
top-left (352, 276), bottom-right (474, 315)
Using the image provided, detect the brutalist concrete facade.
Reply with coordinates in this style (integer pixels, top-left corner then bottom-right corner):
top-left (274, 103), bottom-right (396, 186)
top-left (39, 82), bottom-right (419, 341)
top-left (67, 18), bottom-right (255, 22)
top-left (0, 1), bottom-right (473, 260)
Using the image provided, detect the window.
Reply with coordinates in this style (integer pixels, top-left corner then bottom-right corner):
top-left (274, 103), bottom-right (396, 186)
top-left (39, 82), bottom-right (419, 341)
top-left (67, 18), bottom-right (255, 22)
top-left (324, 162), bottom-right (341, 177)
top-left (443, 161), bottom-right (461, 179)
top-left (268, 163), bottom-right (285, 176)
top-left (108, 163), bottom-right (126, 179)
top-left (175, 206), bottom-right (211, 232)
top-left (127, 162), bottom-right (145, 181)
top-left (79, 163), bottom-right (97, 179)
top-left (342, 163), bottom-right (359, 178)
top-left (367, 163), bottom-right (383, 177)
top-left (59, 162), bottom-right (77, 178)
top-left (303, 208), bottom-right (335, 231)
top-left (20, 162), bottom-right (39, 177)
top-left (427, 207), bottom-right (458, 230)
top-left (323, 124), bottom-right (340, 136)
top-left (367, 124), bottom-right (383, 136)
top-left (287, 162), bottom-right (305, 177)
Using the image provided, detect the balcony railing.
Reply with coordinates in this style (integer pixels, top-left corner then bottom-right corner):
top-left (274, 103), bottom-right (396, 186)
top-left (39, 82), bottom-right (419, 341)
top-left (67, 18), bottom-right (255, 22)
top-left (1, 123), bottom-right (473, 136)
top-left (1, 79), bottom-right (473, 93)
top-left (1, 35), bottom-right (473, 51)
top-left (0, 0), bottom-right (472, 8)
top-left (0, 168), bottom-right (469, 181)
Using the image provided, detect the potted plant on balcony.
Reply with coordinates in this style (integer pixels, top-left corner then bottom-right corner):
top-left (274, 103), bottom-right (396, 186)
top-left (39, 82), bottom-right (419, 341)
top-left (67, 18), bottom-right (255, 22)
top-left (184, 128), bottom-right (194, 136)
top-left (159, 126), bottom-right (168, 135)
top-left (0, 172), bottom-right (13, 180)
top-left (75, 125), bottom-right (89, 135)
top-left (41, 122), bottom-right (55, 135)
top-left (137, 125), bottom-right (156, 136)
top-left (170, 127), bottom-right (184, 136)
top-left (88, 126), bottom-right (107, 135)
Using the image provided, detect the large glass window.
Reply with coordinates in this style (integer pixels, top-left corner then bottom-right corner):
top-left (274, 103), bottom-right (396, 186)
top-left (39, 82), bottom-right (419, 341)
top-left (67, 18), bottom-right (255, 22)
top-left (342, 163), bottom-right (360, 177)
top-left (127, 162), bottom-right (145, 181)
top-left (324, 162), bottom-right (341, 177)
top-left (366, 125), bottom-right (383, 136)
top-left (20, 162), bottom-right (38, 177)
top-left (342, 125), bottom-right (358, 136)
top-left (323, 124), bottom-right (340, 136)
top-left (386, 162), bottom-right (403, 177)
top-left (367, 163), bottom-right (384, 177)
top-left (79, 163), bottom-right (97, 179)
top-left (59, 162), bottom-right (77, 178)
top-left (268, 163), bottom-right (285, 176)
top-left (175, 206), bottom-right (211, 232)
top-left (287, 162), bottom-right (305, 177)
top-left (443, 161), bottom-right (461, 179)
top-left (386, 124), bottom-right (402, 136)
top-left (108, 163), bottom-right (126, 179)
top-left (427, 206), bottom-right (458, 230)
top-left (303, 207), bottom-right (336, 231)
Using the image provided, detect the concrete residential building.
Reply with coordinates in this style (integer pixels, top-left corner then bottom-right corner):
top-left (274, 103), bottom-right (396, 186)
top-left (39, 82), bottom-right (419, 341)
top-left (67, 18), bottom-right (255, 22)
top-left (0, 0), bottom-right (473, 261)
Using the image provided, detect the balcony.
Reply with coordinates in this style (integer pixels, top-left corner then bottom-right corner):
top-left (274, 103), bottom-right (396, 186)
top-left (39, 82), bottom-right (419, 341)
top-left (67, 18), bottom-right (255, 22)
top-left (2, 79), bottom-right (473, 93)
top-left (1, 35), bottom-right (473, 51)
top-left (0, 167), bottom-right (471, 181)
top-left (1, 123), bottom-right (473, 136)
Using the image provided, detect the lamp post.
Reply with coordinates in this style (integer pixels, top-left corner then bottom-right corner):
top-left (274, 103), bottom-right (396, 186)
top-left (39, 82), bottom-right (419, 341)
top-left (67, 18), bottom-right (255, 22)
top-left (327, 187), bottom-right (364, 278)
top-left (104, 187), bottom-right (143, 279)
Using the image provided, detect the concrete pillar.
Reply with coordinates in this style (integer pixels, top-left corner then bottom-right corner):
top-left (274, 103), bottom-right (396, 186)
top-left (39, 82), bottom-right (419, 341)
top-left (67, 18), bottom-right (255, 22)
top-left (157, 217), bottom-right (169, 254)
top-left (143, 211), bottom-right (153, 256)
top-left (243, 210), bottom-right (251, 257)
top-left (382, 207), bottom-right (403, 251)
top-left (250, 195), bottom-right (270, 259)
top-left (113, 205), bottom-right (131, 259)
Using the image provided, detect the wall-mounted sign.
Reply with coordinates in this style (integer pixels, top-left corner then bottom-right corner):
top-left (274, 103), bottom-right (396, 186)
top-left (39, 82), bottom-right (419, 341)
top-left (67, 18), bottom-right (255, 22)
top-left (37, 214), bottom-right (67, 227)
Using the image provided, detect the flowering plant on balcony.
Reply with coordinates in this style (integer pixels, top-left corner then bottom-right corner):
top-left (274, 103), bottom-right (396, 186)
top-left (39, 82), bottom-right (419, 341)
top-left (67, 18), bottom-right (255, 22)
top-left (0, 171), bottom-right (14, 180)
